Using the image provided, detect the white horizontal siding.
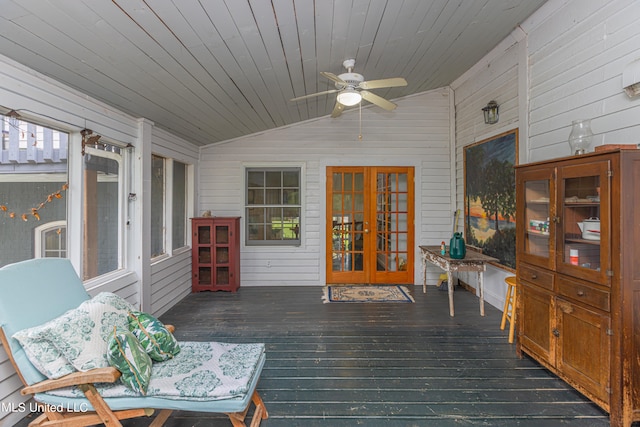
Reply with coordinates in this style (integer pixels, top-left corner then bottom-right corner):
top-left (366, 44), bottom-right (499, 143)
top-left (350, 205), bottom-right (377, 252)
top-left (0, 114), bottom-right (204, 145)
top-left (0, 352), bottom-right (29, 426)
top-left (152, 127), bottom-right (200, 163)
top-left (450, 29), bottom-right (522, 309)
top-left (527, 0), bottom-right (640, 162)
top-left (85, 271), bottom-right (140, 308)
top-left (0, 57), bottom-right (139, 145)
top-left (150, 251), bottom-right (192, 316)
top-left (200, 89), bottom-right (454, 287)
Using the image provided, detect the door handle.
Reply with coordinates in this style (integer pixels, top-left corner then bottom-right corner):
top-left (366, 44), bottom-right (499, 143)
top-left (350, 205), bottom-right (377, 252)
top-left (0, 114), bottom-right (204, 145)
top-left (552, 328), bottom-right (560, 337)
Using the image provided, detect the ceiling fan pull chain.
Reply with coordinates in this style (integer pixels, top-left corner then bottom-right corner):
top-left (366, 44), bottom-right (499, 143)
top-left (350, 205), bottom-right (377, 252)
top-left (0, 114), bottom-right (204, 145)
top-left (358, 101), bottom-right (363, 140)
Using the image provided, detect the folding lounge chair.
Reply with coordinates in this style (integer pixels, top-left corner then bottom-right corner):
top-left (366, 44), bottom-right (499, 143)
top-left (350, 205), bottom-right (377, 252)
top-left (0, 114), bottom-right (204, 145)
top-left (0, 258), bottom-right (268, 427)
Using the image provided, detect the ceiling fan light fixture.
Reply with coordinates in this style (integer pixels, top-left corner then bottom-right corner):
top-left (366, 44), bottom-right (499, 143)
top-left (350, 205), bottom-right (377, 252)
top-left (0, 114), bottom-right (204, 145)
top-left (337, 88), bottom-right (362, 106)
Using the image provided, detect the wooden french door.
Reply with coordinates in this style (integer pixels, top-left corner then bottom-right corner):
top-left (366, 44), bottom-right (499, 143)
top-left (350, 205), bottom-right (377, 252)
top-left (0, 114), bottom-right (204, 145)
top-left (326, 166), bottom-right (414, 284)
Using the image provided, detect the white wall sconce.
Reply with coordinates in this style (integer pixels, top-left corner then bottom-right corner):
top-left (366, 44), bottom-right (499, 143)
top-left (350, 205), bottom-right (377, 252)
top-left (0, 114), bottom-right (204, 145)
top-left (623, 58), bottom-right (640, 98)
top-left (482, 100), bottom-right (499, 124)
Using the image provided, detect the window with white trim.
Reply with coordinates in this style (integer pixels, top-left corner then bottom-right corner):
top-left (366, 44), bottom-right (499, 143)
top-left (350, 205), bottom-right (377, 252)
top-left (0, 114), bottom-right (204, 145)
top-left (151, 156), bottom-right (189, 258)
top-left (0, 115), bottom-right (68, 268)
top-left (151, 154), bottom-right (165, 258)
top-left (245, 167), bottom-right (301, 246)
top-left (34, 220), bottom-right (67, 258)
top-left (172, 160), bottom-right (187, 250)
top-left (83, 144), bottom-right (123, 279)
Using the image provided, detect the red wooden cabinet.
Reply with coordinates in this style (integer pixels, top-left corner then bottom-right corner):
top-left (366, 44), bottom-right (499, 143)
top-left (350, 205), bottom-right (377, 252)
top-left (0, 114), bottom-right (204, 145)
top-left (191, 217), bottom-right (240, 292)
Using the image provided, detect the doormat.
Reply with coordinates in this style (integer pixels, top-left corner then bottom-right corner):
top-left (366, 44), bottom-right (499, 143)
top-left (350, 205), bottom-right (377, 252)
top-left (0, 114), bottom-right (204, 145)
top-left (322, 285), bottom-right (415, 303)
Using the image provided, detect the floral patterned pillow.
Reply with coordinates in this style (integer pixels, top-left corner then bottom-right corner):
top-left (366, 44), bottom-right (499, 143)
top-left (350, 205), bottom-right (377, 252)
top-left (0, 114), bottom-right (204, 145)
top-left (128, 311), bottom-right (180, 362)
top-left (32, 292), bottom-right (135, 371)
top-left (12, 329), bottom-right (76, 379)
top-left (106, 326), bottom-right (152, 394)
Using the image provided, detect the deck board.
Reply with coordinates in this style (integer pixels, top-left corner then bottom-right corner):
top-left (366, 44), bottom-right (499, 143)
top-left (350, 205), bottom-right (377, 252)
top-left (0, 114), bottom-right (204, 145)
top-left (144, 285), bottom-right (609, 426)
top-left (16, 285), bottom-right (610, 426)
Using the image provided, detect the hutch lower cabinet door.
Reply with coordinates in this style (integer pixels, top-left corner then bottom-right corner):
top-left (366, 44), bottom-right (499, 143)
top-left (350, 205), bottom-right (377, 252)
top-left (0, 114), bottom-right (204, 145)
top-left (515, 149), bottom-right (640, 427)
top-left (191, 217), bottom-right (241, 292)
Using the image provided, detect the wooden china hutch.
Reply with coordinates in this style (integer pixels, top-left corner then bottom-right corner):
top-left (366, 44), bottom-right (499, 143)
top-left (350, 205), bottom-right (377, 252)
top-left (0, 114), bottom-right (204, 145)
top-left (515, 149), bottom-right (640, 427)
top-left (191, 217), bottom-right (241, 292)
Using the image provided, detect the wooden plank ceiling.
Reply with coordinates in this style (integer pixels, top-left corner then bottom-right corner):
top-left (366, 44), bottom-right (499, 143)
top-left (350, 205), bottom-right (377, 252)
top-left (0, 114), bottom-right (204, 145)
top-left (0, 0), bottom-right (546, 146)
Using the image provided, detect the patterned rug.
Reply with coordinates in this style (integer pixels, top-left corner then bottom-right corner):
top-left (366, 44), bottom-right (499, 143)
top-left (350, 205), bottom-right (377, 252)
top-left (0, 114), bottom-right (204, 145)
top-left (322, 285), bottom-right (415, 303)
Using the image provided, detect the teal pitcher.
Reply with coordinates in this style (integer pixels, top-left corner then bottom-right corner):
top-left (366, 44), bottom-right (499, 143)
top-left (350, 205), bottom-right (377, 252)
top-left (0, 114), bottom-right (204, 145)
top-left (449, 232), bottom-right (466, 259)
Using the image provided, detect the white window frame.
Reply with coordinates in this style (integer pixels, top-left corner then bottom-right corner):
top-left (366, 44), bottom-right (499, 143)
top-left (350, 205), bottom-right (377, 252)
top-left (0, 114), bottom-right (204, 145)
top-left (34, 220), bottom-right (67, 258)
top-left (150, 156), bottom-right (191, 261)
top-left (82, 145), bottom-right (126, 279)
top-left (244, 165), bottom-right (303, 247)
top-left (151, 154), bottom-right (167, 259)
top-left (171, 160), bottom-right (189, 252)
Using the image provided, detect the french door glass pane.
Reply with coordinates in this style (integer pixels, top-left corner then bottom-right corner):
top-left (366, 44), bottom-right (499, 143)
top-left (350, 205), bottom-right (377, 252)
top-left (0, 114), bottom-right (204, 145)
top-left (376, 172), bottom-right (408, 272)
top-left (331, 171), bottom-right (364, 272)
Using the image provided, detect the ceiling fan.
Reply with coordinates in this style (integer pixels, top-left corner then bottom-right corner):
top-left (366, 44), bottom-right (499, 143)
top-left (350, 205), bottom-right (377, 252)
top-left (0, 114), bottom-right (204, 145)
top-left (290, 59), bottom-right (408, 118)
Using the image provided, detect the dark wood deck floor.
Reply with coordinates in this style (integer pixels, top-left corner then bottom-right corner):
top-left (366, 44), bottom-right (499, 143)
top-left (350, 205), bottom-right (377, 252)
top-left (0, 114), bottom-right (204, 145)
top-left (18, 284), bottom-right (611, 426)
top-left (140, 285), bottom-right (611, 427)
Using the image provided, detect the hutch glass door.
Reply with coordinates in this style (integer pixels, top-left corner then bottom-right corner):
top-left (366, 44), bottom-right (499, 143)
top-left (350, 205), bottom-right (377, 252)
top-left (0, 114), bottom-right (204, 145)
top-left (518, 168), bottom-right (555, 269)
top-left (557, 160), bottom-right (610, 285)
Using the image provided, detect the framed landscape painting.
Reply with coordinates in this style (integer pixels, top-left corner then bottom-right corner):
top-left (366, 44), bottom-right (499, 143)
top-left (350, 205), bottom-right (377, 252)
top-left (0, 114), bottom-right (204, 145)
top-left (464, 129), bottom-right (518, 270)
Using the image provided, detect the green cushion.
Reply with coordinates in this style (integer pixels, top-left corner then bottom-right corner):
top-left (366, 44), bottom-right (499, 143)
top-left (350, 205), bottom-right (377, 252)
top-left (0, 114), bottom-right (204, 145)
top-left (128, 311), bottom-right (180, 362)
top-left (106, 326), bottom-right (152, 395)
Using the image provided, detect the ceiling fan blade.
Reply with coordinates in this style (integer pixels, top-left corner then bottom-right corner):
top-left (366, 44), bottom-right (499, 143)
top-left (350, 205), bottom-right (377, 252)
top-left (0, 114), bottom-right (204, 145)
top-left (290, 89), bottom-right (339, 102)
top-left (321, 71), bottom-right (347, 86)
top-left (331, 102), bottom-right (345, 118)
top-left (360, 90), bottom-right (397, 111)
top-left (359, 77), bottom-right (407, 90)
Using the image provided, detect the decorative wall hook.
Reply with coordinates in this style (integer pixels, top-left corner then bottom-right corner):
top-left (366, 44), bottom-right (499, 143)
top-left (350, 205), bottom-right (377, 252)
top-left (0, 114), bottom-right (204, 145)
top-left (81, 128), bottom-right (103, 155)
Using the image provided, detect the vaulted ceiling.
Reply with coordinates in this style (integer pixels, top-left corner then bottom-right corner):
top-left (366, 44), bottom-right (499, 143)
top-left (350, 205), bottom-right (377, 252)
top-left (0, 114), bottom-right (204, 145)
top-left (0, 0), bottom-right (546, 146)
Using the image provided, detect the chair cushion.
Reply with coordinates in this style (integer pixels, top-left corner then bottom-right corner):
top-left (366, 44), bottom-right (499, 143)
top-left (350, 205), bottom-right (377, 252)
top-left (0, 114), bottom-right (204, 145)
top-left (46, 341), bottom-right (265, 401)
top-left (128, 311), bottom-right (180, 362)
top-left (0, 258), bottom-right (91, 385)
top-left (107, 327), bottom-right (152, 394)
top-left (14, 292), bottom-right (136, 373)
